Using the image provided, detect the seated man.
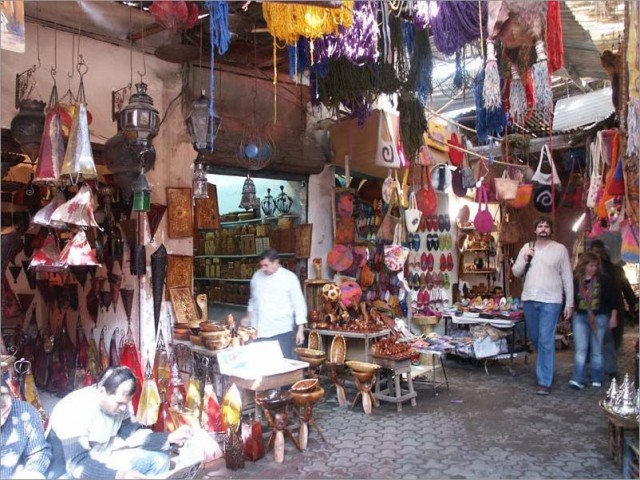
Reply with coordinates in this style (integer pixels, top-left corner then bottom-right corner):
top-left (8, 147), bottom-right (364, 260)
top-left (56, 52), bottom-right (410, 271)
top-left (0, 378), bottom-right (52, 479)
top-left (47, 366), bottom-right (192, 479)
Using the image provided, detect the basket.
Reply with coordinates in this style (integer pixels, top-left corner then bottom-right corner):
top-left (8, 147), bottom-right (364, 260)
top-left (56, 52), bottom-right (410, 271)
top-left (329, 335), bottom-right (346, 364)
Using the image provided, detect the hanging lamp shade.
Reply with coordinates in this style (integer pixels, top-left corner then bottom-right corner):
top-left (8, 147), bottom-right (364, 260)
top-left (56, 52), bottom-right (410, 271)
top-left (59, 230), bottom-right (101, 267)
top-left (151, 244), bottom-right (167, 336)
top-left (60, 104), bottom-right (98, 183)
top-left (10, 99), bottom-right (46, 164)
top-left (32, 191), bottom-right (67, 229)
top-left (34, 108), bottom-right (65, 185)
top-left (1, 231), bottom-right (23, 274)
top-left (238, 174), bottom-right (259, 211)
top-left (185, 91), bottom-right (221, 153)
top-left (132, 171), bottom-right (152, 213)
top-left (120, 83), bottom-right (160, 146)
top-left (50, 184), bottom-right (100, 228)
top-left (147, 203), bottom-right (166, 241)
top-left (29, 235), bottom-right (66, 272)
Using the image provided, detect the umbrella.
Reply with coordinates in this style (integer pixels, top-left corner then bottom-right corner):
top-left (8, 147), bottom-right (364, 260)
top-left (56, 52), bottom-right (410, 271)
top-left (32, 191), bottom-right (67, 229)
top-left (108, 272), bottom-right (122, 312)
top-left (150, 245), bottom-right (167, 335)
top-left (120, 288), bottom-right (135, 324)
top-left (119, 326), bottom-right (143, 414)
top-left (50, 184), bottom-right (100, 228)
top-left (109, 328), bottom-right (121, 367)
top-left (98, 327), bottom-right (109, 373)
top-left (58, 230), bottom-right (101, 267)
top-left (2, 231), bottom-right (23, 273)
top-left (147, 203), bottom-right (167, 242)
top-left (137, 360), bottom-right (161, 427)
top-left (153, 330), bottom-right (170, 396)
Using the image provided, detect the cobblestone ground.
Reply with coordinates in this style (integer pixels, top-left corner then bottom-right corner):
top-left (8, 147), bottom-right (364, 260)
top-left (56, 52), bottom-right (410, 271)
top-left (197, 326), bottom-right (638, 480)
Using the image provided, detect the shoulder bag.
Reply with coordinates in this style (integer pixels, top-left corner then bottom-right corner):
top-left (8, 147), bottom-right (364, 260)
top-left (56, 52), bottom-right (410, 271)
top-left (473, 186), bottom-right (494, 233)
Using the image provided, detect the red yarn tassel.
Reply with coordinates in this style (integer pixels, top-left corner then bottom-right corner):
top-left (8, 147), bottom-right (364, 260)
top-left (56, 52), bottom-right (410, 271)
top-left (547, 0), bottom-right (564, 73)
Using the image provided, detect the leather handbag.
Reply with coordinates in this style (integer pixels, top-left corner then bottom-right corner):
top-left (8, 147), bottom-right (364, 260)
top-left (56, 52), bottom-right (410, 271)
top-left (378, 189), bottom-right (403, 242)
top-left (494, 170), bottom-right (519, 201)
top-left (508, 183), bottom-right (533, 209)
top-left (498, 212), bottom-right (520, 244)
top-left (416, 166), bottom-right (438, 217)
top-left (473, 186), bottom-right (494, 233)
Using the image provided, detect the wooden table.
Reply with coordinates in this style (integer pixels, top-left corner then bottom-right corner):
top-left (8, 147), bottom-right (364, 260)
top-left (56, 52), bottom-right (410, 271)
top-left (305, 328), bottom-right (391, 363)
top-left (372, 356), bottom-right (417, 412)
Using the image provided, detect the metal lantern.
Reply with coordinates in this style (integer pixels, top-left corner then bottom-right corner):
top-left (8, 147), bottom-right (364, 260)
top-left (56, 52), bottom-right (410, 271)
top-left (239, 173), bottom-right (259, 211)
top-left (192, 161), bottom-right (208, 199)
top-left (120, 82), bottom-right (160, 146)
top-left (10, 99), bottom-right (46, 163)
top-left (132, 170), bottom-right (152, 212)
top-left (185, 90), bottom-right (222, 153)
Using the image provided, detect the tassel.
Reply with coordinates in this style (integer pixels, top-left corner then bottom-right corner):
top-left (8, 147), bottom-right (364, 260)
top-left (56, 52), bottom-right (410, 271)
top-left (546, 0), bottom-right (564, 73)
top-left (532, 40), bottom-right (553, 120)
top-left (453, 50), bottom-right (464, 90)
top-left (474, 70), bottom-right (489, 144)
top-left (483, 41), bottom-right (501, 110)
top-left (509, 64), bottom-right (527, 125)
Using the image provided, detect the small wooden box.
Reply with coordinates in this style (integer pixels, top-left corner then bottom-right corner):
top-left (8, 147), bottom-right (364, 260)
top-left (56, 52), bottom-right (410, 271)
top-left (240, 234), bottom-right (256, 255)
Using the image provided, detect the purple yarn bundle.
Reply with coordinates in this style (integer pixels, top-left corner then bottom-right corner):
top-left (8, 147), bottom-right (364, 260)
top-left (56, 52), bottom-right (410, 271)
top-left (430, 1), bottom-right (487, 56)
top-left (410, 0), bottom-right (430, 30)
top-left (313, 1), bottom-right (379, 65)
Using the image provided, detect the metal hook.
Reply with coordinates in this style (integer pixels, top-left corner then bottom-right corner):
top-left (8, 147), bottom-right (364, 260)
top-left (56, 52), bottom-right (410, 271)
top-left (14, 358), bottom-right (31, 376)
top-left (76, 55), bottom-right (89, 78)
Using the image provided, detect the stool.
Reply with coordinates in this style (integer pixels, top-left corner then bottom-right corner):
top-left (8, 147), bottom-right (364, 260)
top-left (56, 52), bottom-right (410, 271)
top-left (256, 391), bottom-right (301, 464)
top-left (326, 362), bottom-right (348, 407)
top-left (373, 357), bottom-right (417, 412)
top-left (608, 418), bottom-right (639, 470)
top-left (411, 350), bottom-right (450, 395)
top-left (290, 386), bottom-right (326, 450)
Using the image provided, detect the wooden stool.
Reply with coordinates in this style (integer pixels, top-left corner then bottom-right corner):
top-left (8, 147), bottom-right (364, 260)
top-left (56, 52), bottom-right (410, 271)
top-left (256, 391), bottom-right (301, 464)
top-left (373, 357), bottom-right (417, 412)
top-left (290, 386), bottom-right (326, 449)
top-left (607, 417), bottom-right (639, 470)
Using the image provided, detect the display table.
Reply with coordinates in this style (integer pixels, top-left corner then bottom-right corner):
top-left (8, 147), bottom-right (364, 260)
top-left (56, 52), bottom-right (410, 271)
top-left (409, 349), bottom-right (450, 395)
top-left (372, 357), bottom-right (417, 412)
top-left (443, 313), bottom-right (528, 375)
top-left (305, 328), bottom-right (391, 363)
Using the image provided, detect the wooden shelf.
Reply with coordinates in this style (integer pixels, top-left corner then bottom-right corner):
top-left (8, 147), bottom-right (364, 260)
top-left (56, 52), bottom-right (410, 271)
top-left (194, 277), bottom-right (250, 282)
top-left (463, 248), bottom-right (490, 252)
top-left (219, 218), bottom-right (262, 227)
top-left (208, 301), bottom-right (248, 308)
top-left (463, 269), bottom-right (497, 274)
top-left (195, 253), bottom-right (295, 259)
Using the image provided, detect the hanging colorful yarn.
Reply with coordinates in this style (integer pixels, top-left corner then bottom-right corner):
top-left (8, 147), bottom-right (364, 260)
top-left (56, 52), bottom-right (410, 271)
top-left (532, 40), bottom-right (553, 120)
top-left (288, 38), bottom-right (312, 80)
top-left (262, 1), bottom-right (355, 45)
top-left (374, 13), bottom-right (409, 95)
top-left (509, 64), bottom-right (527, 125)
top-left (313, 1), bottom-right (379, 66)
top-left (406, 24), bottom-right (433, 105)
top-left (546, 0), bottom-right (564, 73)
top-left (483, 40), bottom-right (502, 111)
top-left (453, 50), bottom-right (464, 91)
top-left (626, 98), bottom-right (639, 157)
top-left (475, 70), bottom-right (504, 145)
top-left (398, 96), bottom-right (427, 161)
top-left (430, 0), bottom-right (486, 56)
top-left (410, 0), bottom-right (430, 30)
top-left (205, 1), bottom-right (230, 148)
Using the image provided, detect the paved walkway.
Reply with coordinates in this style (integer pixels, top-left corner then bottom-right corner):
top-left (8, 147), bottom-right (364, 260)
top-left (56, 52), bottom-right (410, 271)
top-left (197, 326), bottom-right (638, 480)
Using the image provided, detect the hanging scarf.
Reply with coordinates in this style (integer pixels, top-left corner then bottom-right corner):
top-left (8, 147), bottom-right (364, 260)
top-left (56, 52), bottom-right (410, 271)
top-left (577, 276), bottom-right (601, 330)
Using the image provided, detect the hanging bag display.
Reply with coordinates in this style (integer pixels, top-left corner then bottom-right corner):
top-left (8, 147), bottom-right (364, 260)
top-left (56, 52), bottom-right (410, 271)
top-left (404, 191), bottom-right (422, 233)
top-left (381, 169), bottom-right (398, 205)
top-left (507, 169), bottom-right (533, 209)
top-left (494, 170), bottom-right (520, 201)
top-left (498, 211), bottom-right (520, 244)
top-left (596, 130), bottom-right (621, 219)
top-left (384, 224), bottom-right (409, 272)
top-left (586, 134), bottom-right (603, 208)
top-left (473, 186), bottom-right (494, 233)
top-left (374, 110), bottom-right (401, 169)
top-left (377, 188), bottom-right (403, 242)
top-left (621, 221), bottom-right (640, 263)
top-left (416, 166), bottom-right (438, 217)
top-left (532, 144), bottom-right (562, 213)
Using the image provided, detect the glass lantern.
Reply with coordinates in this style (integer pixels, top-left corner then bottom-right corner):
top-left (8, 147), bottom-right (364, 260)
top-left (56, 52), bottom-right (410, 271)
top-left (120, 82), bottom-right (160, 145)
top-left (132, 170), bottom-right (151, 212)
top-left (192, 160), bottom-right (208, 199)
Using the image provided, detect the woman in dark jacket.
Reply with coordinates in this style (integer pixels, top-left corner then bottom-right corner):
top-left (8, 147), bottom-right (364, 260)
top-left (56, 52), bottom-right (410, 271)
top-left (568, 252), bottom-right (619, 390)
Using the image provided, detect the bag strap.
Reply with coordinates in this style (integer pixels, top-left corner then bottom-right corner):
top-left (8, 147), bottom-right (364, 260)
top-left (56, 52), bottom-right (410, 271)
top-left (539, 144), bottom-right (561, 184)
top-left (392, 223), bottom-right (402, 245)
top-left (409, 191), bottom-right (418, 210)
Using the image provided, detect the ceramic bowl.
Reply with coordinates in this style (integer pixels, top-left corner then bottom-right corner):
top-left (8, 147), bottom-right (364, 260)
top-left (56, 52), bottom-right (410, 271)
top-left (294, 348), bottom-right (325, 360)
top-left (351, 370), bottom-right (376, 383)
top-left (204, 337), bottom-right (231, 351)
top-left (190, 335), bottom-right (203, 346)
top-left (291, 378), bottom-right (319, 394)
top-left (346, 360), bottom-right (380, 374)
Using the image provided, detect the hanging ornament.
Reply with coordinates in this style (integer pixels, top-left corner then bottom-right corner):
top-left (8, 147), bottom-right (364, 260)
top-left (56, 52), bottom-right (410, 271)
top-left (60, 104), bottom-right (97, 184)
top-left (51, 184), bottom-right (100, 228)
top-left (34, 82), bottom-right (65, 185)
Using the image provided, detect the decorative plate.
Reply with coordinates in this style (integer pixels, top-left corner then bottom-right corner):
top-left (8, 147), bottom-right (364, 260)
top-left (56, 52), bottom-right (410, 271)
top-left (329, 334), bottom-right (346, 364)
